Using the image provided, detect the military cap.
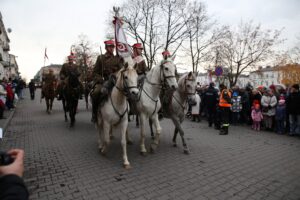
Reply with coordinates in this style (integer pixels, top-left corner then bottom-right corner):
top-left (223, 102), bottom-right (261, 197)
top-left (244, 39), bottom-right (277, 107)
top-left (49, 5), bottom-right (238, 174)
top-left (104, 40), bottom-right (115, 47)
top-left (132, 43), bottom-right (143, 49)
top-left (162, 50), bottom-right (170, 56)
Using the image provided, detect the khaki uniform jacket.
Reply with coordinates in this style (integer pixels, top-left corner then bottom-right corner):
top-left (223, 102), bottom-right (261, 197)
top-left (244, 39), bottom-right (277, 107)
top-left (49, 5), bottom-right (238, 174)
top-left (93, 53), bottom-right (123, 83)
top-left (133, 55), bottom-right (148, 75)
top-left (60, 63), bottom-right (81, 80)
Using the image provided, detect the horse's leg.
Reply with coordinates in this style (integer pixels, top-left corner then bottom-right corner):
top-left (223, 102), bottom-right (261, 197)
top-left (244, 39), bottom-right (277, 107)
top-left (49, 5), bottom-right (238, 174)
top-left (136, 114), bottom-right (139, 127)
top-left (149, 118), bottom-right (154, 140)
top-left (139, 113), bottom-right (147, 155)
top-left (101, 121), bottom-right (111, 155)
top-left (49, 98), bottom-right (53, 113)
top-left (46, 98), bottom-right (50, 114)
top-left (63, 99), bottom-right (68, 122)
top-left (117, 119), bottom-right (131, 169)
top-left (85, 90), bottom-right (89, 110)
top-left (97, 118), bottom-right (104, 151)
top-left (171, 117), bottom-right (189, 154)
top-left (172, 127), bottom-right (179, 147)
top-left (69, 102), bottom-right (75, 127)
top-left (126, 128), bottom-right (133, 145)
top-left (150, 113), bottom-right (162, 153)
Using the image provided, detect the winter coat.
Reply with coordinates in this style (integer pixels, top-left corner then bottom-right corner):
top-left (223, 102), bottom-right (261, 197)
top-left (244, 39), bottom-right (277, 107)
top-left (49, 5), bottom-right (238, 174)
top-left (275, 104), bottom-right (286, 121)
top-left (251, 109), bottom-right (263, 122)
top-left (191, 93), bottom-right (201, 115)
top-left (231, 95), bottom-right (242, 112)
top-left (203, 86), bottom-right (218, 108)
top-left (261, 95), bottom-right (277, 116)
top-left (286, 91), bottom-right (300, 115)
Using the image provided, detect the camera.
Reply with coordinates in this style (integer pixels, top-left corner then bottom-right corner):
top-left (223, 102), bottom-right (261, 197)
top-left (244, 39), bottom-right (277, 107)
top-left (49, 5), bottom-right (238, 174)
top-left (0, 151), bottom-right (14, 166)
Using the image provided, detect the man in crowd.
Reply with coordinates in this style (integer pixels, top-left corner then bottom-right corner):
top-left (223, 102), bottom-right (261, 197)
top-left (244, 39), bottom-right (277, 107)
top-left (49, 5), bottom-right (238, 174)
top-left (90, 39), bottom-right (123, 122)
top-left (203, 82), bottom-right (218, 128)
top-left (286, 84), bottom-right (300, 136)
top-left (219, 84), bottom-right (232, 135)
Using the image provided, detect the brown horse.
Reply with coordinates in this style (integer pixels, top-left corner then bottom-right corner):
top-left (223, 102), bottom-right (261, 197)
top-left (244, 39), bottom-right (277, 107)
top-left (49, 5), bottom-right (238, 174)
top-left (42, 82), bottom-right (56, 114)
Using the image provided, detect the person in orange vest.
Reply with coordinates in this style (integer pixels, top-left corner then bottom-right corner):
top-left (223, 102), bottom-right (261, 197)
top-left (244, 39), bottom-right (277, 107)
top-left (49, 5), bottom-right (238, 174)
top-left (219, 84), bottom-right (232, 135)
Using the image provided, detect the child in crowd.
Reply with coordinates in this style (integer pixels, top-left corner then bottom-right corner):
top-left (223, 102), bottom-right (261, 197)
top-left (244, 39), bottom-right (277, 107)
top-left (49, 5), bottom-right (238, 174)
top-left (251, 104), bottom-right (263, 131)
top-left (275, 99), bottom-right (286, 134)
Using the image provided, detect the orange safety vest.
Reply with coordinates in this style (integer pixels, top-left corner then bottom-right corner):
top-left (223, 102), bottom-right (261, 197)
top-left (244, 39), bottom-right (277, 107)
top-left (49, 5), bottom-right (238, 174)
top-left (219, 89), bottom-right (232, 107)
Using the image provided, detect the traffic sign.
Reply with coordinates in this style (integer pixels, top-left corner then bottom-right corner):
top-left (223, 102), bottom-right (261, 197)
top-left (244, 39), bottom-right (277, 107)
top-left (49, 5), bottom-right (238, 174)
top-left (215, 66), bottom-right (223, 76)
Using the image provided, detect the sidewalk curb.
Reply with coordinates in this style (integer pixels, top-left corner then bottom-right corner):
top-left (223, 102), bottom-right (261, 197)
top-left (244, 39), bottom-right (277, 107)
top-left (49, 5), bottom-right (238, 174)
top-left (2, 108), bottom-right (16, 134)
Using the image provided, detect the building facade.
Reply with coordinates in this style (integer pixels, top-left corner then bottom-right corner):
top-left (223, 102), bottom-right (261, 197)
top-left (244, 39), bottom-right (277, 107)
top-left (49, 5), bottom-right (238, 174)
top-left (0, 12), bottom-right (19, 80)
top-left (34, 64), bottom-right (62, 83)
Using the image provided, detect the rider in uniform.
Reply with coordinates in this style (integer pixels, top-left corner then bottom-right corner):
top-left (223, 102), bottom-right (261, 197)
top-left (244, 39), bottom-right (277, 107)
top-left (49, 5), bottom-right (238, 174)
top-left (57, 53), bottom-right (83, 100)
top-left (132, 43), bottom-right (148, 83)
top-left (218, 84), bottom-right (232, 135)
top-left (159, 50), bottom-right (174, 119)
top-left (90, 39), bottom-right (123, 122)
top-left (41, 68), bottom-right (57, 99)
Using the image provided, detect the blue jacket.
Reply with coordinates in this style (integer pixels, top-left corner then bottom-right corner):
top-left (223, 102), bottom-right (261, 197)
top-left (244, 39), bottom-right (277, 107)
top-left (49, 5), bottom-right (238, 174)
top-left (275, 104), bottom-right (286, 120)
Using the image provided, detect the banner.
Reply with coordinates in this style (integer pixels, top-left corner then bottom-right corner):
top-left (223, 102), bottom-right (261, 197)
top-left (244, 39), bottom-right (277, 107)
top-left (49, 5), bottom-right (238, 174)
top-left (114, 17), bottom-right (132, 58)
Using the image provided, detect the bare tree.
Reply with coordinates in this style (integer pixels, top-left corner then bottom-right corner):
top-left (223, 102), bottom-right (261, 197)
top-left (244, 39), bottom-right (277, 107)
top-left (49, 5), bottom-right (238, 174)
top-left (215, 21), bottom-right (282, 87)
top-left (182, 1), bottom-right (226, 72)
top-left (73, 34), bottom-right (97, 82)
top-left (121, 0), bottom-right (162, 69)
top-left (160, 0), bottom-right (189, 53)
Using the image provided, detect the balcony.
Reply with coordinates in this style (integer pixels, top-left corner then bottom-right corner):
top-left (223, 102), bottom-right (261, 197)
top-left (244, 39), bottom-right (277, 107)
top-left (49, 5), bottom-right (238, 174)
top-left (3, 44), bottom-right (10, 51)
top-left (0, 60), bottom-right (10, 67)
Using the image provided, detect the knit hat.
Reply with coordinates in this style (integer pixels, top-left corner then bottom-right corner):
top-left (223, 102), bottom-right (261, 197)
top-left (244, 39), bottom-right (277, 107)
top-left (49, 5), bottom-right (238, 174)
top-left (279, 99), bottom-right (285, 105)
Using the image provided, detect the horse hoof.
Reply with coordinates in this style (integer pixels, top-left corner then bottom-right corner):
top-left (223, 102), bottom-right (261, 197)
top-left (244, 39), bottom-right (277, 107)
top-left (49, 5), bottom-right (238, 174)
top-left (150, 143), bottom-right (158, 153)
top-left (183, 148), bottom-right (190, 155)
top-left (124, 164), bottom-right (132, 170)
top-left (127, 140), bottom-right (133, 145)
top-left (173, 143), bottom-right (177, 147)
top-left (140, 152), bottom-right (147, 156)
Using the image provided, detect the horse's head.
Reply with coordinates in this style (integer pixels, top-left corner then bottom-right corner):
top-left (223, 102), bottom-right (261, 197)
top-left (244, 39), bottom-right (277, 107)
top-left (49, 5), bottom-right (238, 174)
top-left (160, 56), bottom-right (178, 90)
top-left (178, 71), bottom-right (197, 102)
top-left (117, 62), bottom-right (139, 100)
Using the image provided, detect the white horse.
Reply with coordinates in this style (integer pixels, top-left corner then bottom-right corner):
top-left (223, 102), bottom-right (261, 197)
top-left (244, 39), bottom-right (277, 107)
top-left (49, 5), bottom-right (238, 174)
top-left (136, 57), bottom-right (178, 155)
top-left (149, 72), bottom-right (197, 154)
top-left (96, 62), bottom-right (139, 169)
top-left (169, 72), bottom-right (197, 153)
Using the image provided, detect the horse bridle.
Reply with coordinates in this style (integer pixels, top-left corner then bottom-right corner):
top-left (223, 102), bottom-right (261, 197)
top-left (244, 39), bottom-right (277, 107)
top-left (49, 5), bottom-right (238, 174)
top-left (146, 61), bottom-right (176, 88)
top-left (184, 78), bottom-right (196, 95)
top-left (111, 68), bottom-right (138, 124)
top-left (115, 68), bottom-right (138, 98)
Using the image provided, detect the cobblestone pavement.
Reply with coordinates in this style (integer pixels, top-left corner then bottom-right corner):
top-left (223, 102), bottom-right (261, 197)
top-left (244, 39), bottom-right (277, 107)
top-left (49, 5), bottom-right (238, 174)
top-left (1, 89), bottom-right (300, 200)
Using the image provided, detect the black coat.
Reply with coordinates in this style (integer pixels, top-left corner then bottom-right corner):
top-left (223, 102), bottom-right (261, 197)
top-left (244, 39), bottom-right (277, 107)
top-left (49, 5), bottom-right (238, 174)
top-left (203, 87), bottom-right (218, 108)
top-left (286, 91), bottom-right (300, 115)
top-left (0, 174), bottom-right (29, 200)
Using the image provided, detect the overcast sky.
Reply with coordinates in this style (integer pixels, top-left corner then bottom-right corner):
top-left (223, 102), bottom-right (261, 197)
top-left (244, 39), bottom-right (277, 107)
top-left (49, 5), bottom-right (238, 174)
top-left (1, 0), bottom-right (299, 81)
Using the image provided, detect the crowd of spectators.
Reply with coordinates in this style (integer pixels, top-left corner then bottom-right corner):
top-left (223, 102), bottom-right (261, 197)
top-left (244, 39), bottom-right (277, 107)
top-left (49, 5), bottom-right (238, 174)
top-left (0, 77), bottom-right (26, 119)
top-left (189, 82), bottom-right (300, 136)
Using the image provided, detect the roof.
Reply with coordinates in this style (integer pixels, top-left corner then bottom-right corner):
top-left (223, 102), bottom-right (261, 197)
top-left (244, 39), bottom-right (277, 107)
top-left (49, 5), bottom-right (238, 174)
top-left (0, 12), bottom-right (10, 43)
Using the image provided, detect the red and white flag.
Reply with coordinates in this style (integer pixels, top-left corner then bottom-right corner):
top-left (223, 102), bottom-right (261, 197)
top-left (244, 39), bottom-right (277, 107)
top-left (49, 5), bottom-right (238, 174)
top-left (114, 17), bottom-right (132, 58)
top-left (44, 48), bottom-right (49, 60)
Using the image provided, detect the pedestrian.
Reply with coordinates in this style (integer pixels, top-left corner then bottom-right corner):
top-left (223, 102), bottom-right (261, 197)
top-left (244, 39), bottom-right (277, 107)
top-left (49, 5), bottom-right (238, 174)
top-left (28, 79), bottom-right (36, 100)
top-left (0, 149), bottom-right (29, 200)
top-left (219, 84), bottom-right (232, 135)
top-left (203, 82), bottom-right (218, 127)
top-left (286, 84), bottom-right (300, 136)
top-left (251, 103), bottom-right (263, 131)
top-left (231, 87), bottom-right (242, 125)
top-left (275, 99), bottom-right (286, 134)
top-left (0, 79), bottom-right (7, 119)
top-left (191, 87), bottom-right (201, 122)
top-left (261, 89), bottom-right (277, 131)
